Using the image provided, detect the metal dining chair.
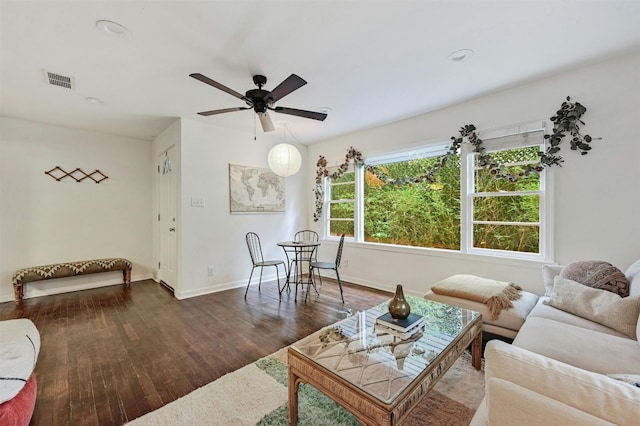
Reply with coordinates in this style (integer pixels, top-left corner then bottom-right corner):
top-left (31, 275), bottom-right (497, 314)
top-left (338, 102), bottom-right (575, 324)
top-left (284, 230), bottom-right (320, 284)
top-left (309, 234), bottom-right (345, 303)
top-left (290, 229), bottom-right (320, 299)
top-left (293, 229), bottom-right (319, 262)
top-left (244, 232), bottom-right (286, 299)
top-left (294, 230), bottom-right (319, 244)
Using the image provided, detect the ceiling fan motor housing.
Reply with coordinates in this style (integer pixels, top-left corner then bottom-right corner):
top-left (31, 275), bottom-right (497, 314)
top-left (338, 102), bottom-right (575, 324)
top-left (245, 88), bottom-right (270, 112)
top-left (246, 75), bottom-right (271, 112)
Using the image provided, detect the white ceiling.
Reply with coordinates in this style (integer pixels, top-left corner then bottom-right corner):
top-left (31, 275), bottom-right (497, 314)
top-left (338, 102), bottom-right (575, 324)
top-left (1, 1), bottom-right (639, 144)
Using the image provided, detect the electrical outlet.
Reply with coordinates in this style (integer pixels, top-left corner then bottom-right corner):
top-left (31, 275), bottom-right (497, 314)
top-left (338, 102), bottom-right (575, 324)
top-left (191, 197), bottom-right (205, 207)
top-left (207, 266), bottom-right (214, 276)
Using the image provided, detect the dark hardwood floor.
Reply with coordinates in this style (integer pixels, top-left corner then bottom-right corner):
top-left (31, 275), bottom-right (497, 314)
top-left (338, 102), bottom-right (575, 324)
top-left (0, 278), bottom-right (391, 425)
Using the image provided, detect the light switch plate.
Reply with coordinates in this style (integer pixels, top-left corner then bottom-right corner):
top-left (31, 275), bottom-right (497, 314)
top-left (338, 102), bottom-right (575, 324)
top-left (191, 197), bottom-right (205, 207)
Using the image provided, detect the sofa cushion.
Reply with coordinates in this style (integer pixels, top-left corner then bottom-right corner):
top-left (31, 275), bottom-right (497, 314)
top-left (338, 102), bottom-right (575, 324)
top-left (545, 276), bottom-right (640, 338)
top-left (486, 378), bottom-right (618, 425)
top-left (528, 297), bottom-right (629, 338)
top-left (484, 341), bottom-right (640, 425)
top-left (560, 260), bottom-right (629, 297)
top-left (513, 317), bottom-right (640, 374)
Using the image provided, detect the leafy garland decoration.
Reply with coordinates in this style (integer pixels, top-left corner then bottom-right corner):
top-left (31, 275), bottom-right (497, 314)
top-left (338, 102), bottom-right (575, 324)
top-left (314, 96), bottom-right (595, 222)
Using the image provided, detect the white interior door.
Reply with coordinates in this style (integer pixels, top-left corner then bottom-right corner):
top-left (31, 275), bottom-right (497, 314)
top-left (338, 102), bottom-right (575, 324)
top-left (158, 146), bottom-right (178, 290)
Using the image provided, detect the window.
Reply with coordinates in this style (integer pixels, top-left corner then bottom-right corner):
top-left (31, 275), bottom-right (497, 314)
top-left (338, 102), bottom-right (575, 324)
top-left (322, 124), bottom-right (550, 260)
top-left (363, 151), bottom-right (461, 249)
top-left (466, 131), bottom-right (545, 257)
top-left (324, 169), bottom-right (356, 237)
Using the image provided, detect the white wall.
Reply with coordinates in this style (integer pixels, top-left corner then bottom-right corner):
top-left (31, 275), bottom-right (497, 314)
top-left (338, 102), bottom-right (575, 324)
top-left (154, 118), bottom-right (308, 299)
top-left (307, 51), bottom-right (640, 297)
top-left (0, 117), bottom-right (153, 302)
top-left (3, 52), bottom-right (637, 303)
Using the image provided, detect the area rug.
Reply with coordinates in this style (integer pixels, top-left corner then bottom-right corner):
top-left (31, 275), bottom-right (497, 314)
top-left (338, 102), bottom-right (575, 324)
top-left (127, 347), bottom-right (484, 425)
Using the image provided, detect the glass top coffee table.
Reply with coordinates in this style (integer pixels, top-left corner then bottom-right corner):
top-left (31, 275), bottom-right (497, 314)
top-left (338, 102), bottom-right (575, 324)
top-left (288, 296), bottom-right (482, 425)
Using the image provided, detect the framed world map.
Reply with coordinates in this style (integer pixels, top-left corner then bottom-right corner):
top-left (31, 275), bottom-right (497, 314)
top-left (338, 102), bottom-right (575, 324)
top-left (228, 164), bottom-right (285, 213)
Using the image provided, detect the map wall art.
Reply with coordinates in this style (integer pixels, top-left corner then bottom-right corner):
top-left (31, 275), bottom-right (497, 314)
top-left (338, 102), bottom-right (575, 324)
top-left (228, 164), bottom-right (285, 213)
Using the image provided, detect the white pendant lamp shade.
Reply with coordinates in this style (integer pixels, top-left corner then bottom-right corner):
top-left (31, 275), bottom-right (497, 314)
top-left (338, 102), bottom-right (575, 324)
top-left (268, 143), bottom-right (302, 177)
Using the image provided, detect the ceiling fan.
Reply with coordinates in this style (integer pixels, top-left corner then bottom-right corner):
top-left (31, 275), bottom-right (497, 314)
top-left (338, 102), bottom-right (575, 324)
top-left (189, 73), bottom-right (327, 132)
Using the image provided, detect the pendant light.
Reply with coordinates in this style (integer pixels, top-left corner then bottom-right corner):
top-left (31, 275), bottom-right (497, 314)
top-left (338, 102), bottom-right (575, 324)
top-left (267, 124), bottom-right (302, 177)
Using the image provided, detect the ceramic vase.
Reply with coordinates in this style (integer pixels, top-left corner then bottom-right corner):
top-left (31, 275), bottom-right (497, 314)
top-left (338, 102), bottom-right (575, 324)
top-left (388, 284), bottom-right (411, 319)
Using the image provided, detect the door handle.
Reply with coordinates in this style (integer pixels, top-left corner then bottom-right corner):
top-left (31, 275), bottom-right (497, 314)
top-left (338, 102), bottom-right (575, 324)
top-left (169, 227), bottom-right (176, 232)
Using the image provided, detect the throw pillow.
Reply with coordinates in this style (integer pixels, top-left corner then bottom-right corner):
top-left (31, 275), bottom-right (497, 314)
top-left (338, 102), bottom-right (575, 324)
top-left (560, 260), bottom-right (630, 297)
top-left (545, 276), bottom-right (640, 338)
top-left (542, 264), bottom-right (564, 297)
top-left (607, 374), bottom-right (640, 388)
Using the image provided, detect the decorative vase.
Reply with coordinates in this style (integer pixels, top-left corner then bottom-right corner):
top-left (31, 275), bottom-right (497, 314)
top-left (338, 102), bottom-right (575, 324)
top-left (388, 284), bottom-right (411, 320)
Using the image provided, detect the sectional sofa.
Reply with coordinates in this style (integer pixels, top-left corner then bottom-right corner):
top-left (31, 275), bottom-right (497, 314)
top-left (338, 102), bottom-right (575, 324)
top-left (471, 259), bottom-right (640, 424)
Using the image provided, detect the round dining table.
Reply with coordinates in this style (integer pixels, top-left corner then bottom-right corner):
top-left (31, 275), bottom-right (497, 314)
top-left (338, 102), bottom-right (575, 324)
top-left (277, 240), bottom-right (321, 301)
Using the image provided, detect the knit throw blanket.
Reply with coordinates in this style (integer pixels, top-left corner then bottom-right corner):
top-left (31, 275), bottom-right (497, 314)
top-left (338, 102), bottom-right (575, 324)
top-left (431, 274), bottom-right (522, 319)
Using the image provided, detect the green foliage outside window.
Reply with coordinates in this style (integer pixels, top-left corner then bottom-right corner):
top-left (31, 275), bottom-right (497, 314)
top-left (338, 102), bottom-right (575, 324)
top-left (362, 145), bottom-right (542, 253)
top-left (328, 172), bottom-right (355, 237)
top-left (364, 156), bottom-right (461, 249)
top-left (472, 146), bottom-right (541, 253)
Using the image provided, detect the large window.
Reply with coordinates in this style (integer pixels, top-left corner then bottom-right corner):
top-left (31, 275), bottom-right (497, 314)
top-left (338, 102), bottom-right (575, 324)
top-left (364, 153), bottom-right (461, 249)
top-left (322, 125), bottom-right (550, 260)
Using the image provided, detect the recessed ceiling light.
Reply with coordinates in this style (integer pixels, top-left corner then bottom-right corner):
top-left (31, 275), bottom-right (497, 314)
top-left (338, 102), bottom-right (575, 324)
top-left (318, 107), bottom-right (332, 113)
top-left (448, 49), bottom-right (474, 62)
top-left (96, 20), bottom-right (131, 39)
top-left (85, 97), bottom-right (104, 105)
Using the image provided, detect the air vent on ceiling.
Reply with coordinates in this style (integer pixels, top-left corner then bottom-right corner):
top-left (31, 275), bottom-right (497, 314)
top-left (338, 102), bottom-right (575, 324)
top-left (44, 71), bottom-right (75, 89)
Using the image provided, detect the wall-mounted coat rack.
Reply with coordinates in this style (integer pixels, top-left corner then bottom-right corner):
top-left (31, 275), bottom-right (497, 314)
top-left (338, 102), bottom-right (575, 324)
top-left (45, 166), bottom-right (109, 183)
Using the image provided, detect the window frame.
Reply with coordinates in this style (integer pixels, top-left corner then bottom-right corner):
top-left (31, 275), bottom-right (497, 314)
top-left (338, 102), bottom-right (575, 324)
top-left (461, 126), bottom-right (549, 261)
top-left (323, 167), bottom-right (357, 239)
top-left (321, 122), bottom-right (552, 262)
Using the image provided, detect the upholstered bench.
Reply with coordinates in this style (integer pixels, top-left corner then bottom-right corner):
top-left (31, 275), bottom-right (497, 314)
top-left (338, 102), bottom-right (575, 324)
top-left (12, 258), bottom-right (132, 302)
top-left (424, 274), bottom-right (539, 339)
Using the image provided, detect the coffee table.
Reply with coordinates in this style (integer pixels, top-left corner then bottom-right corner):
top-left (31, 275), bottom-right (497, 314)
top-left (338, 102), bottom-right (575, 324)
top-left (288, 296), bottom-right (482, 425)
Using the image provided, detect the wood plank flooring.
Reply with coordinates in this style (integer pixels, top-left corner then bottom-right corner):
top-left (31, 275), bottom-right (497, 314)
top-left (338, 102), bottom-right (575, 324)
top-left (0, 278), bottom-right (391, 425)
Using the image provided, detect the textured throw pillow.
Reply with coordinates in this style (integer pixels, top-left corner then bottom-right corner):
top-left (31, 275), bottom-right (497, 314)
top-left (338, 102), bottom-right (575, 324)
top-left (545, 276), bottom-right (640, 338)
top-left (560, 260), bottom-right (630, 297)
top-left (607, 374), bottom-right (640, 388)
top-left (542, 264), bottom-right (564, 297)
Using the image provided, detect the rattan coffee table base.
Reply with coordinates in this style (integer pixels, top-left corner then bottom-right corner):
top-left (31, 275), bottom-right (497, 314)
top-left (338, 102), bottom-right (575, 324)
top-left (288, 320), bottom-right (482, 425)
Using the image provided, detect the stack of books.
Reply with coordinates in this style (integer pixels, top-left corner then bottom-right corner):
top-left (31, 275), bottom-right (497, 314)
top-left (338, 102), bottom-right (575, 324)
top-left (374, 312), bottom-right (425, 340)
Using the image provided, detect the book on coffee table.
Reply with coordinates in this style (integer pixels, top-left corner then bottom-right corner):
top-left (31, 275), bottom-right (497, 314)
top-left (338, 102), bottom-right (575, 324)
top-left (374, 321), bottom-right (425, 340)
top-left (375, 312), bottom-right (424, 332)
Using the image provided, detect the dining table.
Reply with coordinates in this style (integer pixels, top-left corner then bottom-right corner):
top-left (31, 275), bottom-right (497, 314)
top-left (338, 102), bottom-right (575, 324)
top-left (277, 240), bottom-right (321, 300)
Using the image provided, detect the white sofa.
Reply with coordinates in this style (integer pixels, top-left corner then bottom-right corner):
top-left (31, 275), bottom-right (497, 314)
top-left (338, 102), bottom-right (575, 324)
top-left (471, 259), bottom-right (640, 425)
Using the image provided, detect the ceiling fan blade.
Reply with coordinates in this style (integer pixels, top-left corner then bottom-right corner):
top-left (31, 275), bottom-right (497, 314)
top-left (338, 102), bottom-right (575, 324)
top-left (266, 74), bottom-right (307, 104)
top-left (189, 73), bottom-right (250, 102)
top-left (274, 106), bottom-right (327, 121)
top-left (258, 112), bottom-right (275, 132)
top-left (197, 107), bottom-right (250, 116)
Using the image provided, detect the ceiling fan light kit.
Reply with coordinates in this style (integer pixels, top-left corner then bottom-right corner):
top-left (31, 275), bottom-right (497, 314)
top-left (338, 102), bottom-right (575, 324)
top-left (189, 72), bottom-right (328, 132)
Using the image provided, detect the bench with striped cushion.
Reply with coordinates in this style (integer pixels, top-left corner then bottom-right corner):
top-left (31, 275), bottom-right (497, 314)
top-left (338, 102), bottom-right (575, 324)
top-left (12, 258), bottom-right (132, 302)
